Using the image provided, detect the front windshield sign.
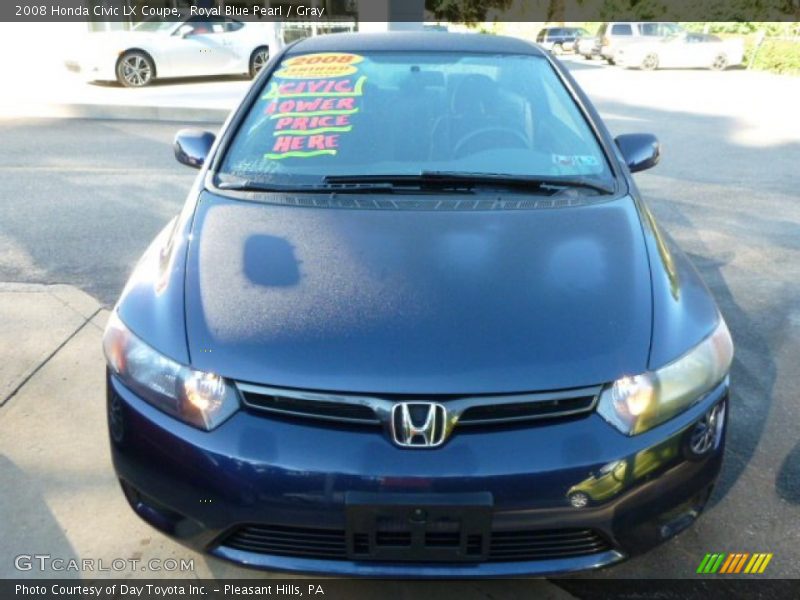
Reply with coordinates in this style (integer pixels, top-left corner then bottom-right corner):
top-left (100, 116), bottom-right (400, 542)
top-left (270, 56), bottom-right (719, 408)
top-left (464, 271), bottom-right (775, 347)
top-left (266, 53), bottom-right (366, 159)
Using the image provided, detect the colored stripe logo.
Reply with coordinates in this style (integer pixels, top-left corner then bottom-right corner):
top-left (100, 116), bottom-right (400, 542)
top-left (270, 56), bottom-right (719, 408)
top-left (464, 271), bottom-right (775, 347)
top-left (697, 553), bottom-right (773, 574)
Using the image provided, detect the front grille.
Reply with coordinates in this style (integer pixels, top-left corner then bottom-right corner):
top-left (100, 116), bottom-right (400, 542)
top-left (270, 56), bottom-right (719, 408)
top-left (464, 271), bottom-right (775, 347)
top-left (488, 528), bottom-right (610, 561)
top-left (458, 394), bottom-right (596, 425)
top-left (221, 524), bottom-right (611, 563)
top-left (236, 382), bottom-right (600, 431)
top-left (238, 386), bottom-right (379, 425)
top-left (224, 524), bottom-right (347, 559)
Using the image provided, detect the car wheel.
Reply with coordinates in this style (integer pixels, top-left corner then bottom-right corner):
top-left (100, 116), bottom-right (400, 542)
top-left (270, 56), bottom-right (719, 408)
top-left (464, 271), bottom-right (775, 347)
top-left (116, 51), bottom-right (154, 87)
top-left (711, 53), bottom-right (729, 71)
top-left (249, 46), bottom-right (270, 78)
top-left (605, 57), bottom-right (615, 65)
top-left (641, 53), bottom-right (659, 71)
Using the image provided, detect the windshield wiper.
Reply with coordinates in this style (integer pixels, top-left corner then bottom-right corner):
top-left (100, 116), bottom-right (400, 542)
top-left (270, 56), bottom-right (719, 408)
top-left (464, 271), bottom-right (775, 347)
top-left (218, 173), bottom-right (614, 196)
top-left (325, 172), bottom-right (615, 195)
top-left (216, 178), bottom-right (394, 194)
top-left (217, 179), bottom-right (324, 192)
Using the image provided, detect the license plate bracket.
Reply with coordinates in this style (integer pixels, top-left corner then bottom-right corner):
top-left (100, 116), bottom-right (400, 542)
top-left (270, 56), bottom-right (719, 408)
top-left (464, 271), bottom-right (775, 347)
top-left (345, 491), bottom-right (493, 562)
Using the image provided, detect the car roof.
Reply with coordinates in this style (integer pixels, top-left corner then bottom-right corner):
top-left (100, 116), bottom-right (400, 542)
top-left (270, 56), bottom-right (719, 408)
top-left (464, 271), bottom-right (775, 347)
top-left (287, 32), bottom-right (545, 56)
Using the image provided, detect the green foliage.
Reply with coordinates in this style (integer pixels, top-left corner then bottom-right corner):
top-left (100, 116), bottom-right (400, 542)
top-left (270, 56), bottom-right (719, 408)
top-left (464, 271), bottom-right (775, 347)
top-left (599, 0), bottom-right (672, 20)
top-left (680, 22), bottom-right (756, 34)
top-left (602, 0), bottom-right (798, 20)
top-left (682, 22), bottom-right (800, 36)
top-left (425, 0), bottom-right (513, 22)
top-left (746, 38), bottom-right (800, 76)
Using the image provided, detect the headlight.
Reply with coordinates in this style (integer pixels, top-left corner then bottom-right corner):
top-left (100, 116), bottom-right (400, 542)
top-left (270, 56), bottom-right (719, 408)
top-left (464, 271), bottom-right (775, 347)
top-left (103, 311), bottom-right (239, 430)
top-left (598, 318), bottom-right (733, 435)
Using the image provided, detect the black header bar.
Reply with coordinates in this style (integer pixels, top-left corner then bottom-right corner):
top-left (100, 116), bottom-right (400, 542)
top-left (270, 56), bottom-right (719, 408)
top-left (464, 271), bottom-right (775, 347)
top-left (3, 0), bottom-right (800, 23)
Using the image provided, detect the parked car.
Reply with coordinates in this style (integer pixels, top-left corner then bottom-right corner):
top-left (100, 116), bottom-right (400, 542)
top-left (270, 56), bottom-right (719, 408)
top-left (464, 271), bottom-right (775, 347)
top-left (597, 22), bottom-right (683, 64)
top-left (536, 26), bottom-right (590, 54)
top-left (576, 29), bottom-right (602, 59)
top-left (615, 32), bottom-right (744, 70)
top-left (105, 32), bottom-right (733, 577)
top-left (64, 16), bottom-right (280, 87)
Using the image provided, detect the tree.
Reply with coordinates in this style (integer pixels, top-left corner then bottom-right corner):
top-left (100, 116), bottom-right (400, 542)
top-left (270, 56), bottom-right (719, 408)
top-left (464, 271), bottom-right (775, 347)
top-left (425, 0), bottom-right (513, 23)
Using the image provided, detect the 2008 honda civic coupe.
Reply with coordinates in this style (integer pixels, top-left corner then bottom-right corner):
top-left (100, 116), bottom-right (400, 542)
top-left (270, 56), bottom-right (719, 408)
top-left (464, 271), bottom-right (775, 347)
top-left (104, 32), bottom-right (733, 577)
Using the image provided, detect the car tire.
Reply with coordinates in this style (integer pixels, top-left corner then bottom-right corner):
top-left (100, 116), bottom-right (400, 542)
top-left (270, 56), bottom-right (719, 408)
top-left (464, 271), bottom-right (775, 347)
top-left (249, 46), bottom-right (270, 79)
top-left (605, 57), bottom-right (615, 65)
top-left (641, 53), bottom-right (659, 71)
top-left (711, 53), bottom-right (729, 71)
top-left (116, 50), bottom-right (155, 88)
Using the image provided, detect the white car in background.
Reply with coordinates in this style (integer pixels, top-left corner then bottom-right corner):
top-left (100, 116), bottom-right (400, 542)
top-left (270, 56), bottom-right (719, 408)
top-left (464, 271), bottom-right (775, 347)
top-left (65, 16), bottom-right (281, 87)
top-left (615, 32), bottom-right (744, 71)
top-left (576, 33), bottom-right (601, 59)
top-left (597, 22), bottom-right (683, 64)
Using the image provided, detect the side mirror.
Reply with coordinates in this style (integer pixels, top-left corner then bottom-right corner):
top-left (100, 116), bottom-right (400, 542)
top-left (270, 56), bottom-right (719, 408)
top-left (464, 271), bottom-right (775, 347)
top-left (174, 129), bottom-right (215, 169)
top-left (177, 24), bottom-right (193, 38)
top-left (615, 133), bottom-right (660, 173)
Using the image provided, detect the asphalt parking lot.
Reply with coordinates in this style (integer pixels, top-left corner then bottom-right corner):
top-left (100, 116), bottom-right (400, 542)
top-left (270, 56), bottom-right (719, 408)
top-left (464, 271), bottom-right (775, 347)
top-left (1, 55), bottom-right (799, 590)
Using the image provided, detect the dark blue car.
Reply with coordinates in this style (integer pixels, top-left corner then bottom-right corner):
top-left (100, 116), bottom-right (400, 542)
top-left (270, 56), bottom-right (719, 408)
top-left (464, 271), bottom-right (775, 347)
top-left (103, 32), bottom-right (733, 577)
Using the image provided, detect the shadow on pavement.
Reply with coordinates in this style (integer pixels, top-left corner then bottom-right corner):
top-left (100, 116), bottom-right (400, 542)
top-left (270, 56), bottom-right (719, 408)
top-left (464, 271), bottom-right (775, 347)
top-left (0, 454), bottom-right (79, 578)
top-left (776, 441), bottom-right (800, 504)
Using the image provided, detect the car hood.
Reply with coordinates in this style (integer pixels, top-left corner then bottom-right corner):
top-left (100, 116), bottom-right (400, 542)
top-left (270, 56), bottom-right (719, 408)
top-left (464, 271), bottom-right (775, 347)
top-left (184, 191), bottom-right (653, 394)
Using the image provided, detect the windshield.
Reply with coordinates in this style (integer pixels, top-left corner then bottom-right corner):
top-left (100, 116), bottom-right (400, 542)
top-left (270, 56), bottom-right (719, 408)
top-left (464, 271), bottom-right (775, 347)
top-left (133, 20), bottom-right (176, 33)
top-left (218, 51), bottom-right (613, 190)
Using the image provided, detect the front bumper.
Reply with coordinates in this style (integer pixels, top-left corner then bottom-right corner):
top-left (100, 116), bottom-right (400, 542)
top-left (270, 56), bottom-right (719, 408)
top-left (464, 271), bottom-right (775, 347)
top-left (63, 58), bottom-right (117, 82)
top-left (614, 53), bottom-right (636, 68)
top-left (108, 373), bottom-right (727, 577)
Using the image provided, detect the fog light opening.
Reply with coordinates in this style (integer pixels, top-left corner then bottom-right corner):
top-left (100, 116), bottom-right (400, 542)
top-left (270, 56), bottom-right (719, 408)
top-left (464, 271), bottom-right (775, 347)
top-left (659, 485), bottom-right (714, 540)
top-left (108, 389), bottom-right (125, 443)
top-left (569, 491), bottom-right (590, 508)
top-left (688, 402), bottom-right (725, 458)
top-left (120, 480), bottom-right (183, 534)
top-left (659, 508), bottom-right (699, 539)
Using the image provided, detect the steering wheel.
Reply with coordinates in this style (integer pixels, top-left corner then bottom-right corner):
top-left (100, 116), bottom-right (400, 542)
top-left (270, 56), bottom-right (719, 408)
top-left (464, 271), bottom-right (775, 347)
top-left (453, 126), bottom-right (530, 159)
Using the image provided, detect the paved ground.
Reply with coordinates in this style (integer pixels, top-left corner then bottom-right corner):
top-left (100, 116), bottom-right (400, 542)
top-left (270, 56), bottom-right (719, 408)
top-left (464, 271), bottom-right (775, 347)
top-left (1, 57), bottom-right (799, 588)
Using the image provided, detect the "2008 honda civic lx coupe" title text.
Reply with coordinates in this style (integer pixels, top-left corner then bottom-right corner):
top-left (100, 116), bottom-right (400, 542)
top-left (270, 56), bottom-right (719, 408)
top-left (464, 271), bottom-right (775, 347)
top-left (104, 32), bottom-right (733, 577)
